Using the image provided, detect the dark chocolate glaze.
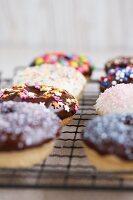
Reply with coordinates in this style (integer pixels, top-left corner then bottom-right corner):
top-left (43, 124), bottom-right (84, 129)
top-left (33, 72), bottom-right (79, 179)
top-left (0, 85), bottom-right (79, 120)
top-left (100, 75), bottom-right (133, 92)
top-left (82, 114), bottom-right (133, 161)
top-left (81, 67), bottom-right (93, 79)
top-left (0, 101), bottom-right (61, 151)
top-left (105, 56), bottom-right (133, 73)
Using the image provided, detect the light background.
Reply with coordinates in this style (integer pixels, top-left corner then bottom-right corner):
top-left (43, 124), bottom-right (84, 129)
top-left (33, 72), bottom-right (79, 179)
top-left (0, 0), bottom-right (133, 77)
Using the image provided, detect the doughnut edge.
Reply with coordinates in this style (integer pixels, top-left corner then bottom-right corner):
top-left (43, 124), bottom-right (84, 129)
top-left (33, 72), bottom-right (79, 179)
top-left (83, 143), bottom-right (133, 177)
top-left (0, 140), bottom-right (55, 168)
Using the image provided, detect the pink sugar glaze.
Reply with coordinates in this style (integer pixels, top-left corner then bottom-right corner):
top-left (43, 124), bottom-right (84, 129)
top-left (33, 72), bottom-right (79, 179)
top-left (95, 83), bottom-right (133, 115)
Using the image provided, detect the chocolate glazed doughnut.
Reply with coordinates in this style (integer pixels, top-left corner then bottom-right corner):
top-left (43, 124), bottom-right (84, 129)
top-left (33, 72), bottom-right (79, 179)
top-left (100, 67), bottom-right (133, 92)
top-left (0, 83), bottom-right (79, 126)
top-left (82, 114), bottom-right (133, 173)
top-left (105, 56), bottom-right (133, 73)
top-left (0, 101), bottom-right (62, 168)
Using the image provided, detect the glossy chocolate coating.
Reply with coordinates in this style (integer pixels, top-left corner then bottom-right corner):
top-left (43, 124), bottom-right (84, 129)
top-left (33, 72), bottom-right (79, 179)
top-left (105, 56), bottom-right (133, 73)
top-left (83, 114), bottom-right (133, 161)
top-left (100, 67), bottom-right (133, 92)
top-left (0, 101), bottom-right (61, 151)
top-left (0, 84), bottom-right (79, 120)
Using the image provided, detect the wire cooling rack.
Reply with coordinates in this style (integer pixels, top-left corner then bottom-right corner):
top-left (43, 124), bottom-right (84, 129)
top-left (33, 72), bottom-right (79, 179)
top-left (0, 69), bottom-right (133, 190)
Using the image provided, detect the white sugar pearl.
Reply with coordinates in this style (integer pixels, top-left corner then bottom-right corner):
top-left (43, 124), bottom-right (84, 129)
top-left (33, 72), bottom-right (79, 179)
top-left (112, 81), bottom-right (117, 86)
top-left (130, 74), bottom-right (133, 78)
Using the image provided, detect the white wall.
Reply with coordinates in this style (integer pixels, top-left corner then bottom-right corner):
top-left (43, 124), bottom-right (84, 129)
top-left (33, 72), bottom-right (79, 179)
top-left (1, 0), bottom-right (133, 78)
top-left (0, 0), bottom-right (133, 52)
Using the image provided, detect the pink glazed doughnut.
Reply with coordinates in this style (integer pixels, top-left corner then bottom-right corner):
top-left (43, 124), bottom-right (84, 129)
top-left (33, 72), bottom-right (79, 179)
top-left (95, 83), bottom-right (133, 115)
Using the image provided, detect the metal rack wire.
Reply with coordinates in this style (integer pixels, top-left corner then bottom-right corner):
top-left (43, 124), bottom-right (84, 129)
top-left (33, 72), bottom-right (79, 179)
top-left (0, 69), bottom-right (133, 190)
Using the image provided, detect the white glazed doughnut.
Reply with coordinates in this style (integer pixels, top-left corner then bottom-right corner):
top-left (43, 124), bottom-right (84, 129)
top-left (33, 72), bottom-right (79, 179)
top-left (13, 64), bottom-right (87, 99)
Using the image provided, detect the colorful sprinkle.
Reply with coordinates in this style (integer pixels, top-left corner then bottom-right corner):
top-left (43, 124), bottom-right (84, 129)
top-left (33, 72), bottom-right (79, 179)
top-left (100, 67), bottom-right (133, 92)
top-left (27, 92), bottom-right (35, 98)
top-left (54, 91), bottom-right (62, 97)
top-left (75, 105), bottom-right (78, 112)
top-left (64, 105), bottom-right (70, 112)
top-left (19, 92), bottom-right (28, 99)
top-left (30, 52), bottom-right (93, 79)
top-left (34, 82), bottom-right (40, 89)
top-left (66, 98), bottom-right (71, 104)
top-left (53, 96), bottom-right (60, 101)
top-left (105, 56), bottom-right (133, 73)
top-left (53, 101), bottom-right (59, 109)
top-left (0, 84), bottom-right (79, 120)
top-left (39, 102), bottom-right (45, 106)
top-left (58, 102), bottom-right (64, 107)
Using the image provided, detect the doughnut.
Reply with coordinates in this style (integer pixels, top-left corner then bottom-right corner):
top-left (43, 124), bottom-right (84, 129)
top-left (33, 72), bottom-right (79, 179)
top-left (0, 101), bottom-right (61, 168)
top-left (0, 84), bottom-right (79, 126)
top-left (30, 52), bottom-right (93, 80)
top-left (105, 56), bottom-right (133, 73)
top-left (100, 67), bottom-right (133, 92)
top-left (82, 113), bottom-right (133, 172)
top-left (95, 83), bottom-right (133, 115)
top-left (13, 64), bottom-right (87, 99)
